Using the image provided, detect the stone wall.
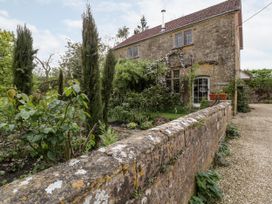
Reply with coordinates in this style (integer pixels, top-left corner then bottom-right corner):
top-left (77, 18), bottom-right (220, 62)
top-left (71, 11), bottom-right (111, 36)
top-left (0, 102), bottom-right (232, 204)
top-left (114, 12), bottom-right (242, 93)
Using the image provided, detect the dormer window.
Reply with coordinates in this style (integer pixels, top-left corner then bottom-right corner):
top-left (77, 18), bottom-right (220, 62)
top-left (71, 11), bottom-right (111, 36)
top-left (174, 29), bottom-right (193, 48)
top-left (128, 46), bottom-right (139, 58)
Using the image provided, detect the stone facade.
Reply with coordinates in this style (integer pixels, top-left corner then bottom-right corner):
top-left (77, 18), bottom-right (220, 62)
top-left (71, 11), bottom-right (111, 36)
top-left (0, 102), bottom-right (232, 204)
top-left (114, 11), bottom-right (242, 107)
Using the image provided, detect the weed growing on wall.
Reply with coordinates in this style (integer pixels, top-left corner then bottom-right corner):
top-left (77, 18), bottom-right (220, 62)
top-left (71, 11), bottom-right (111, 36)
top-left (214, 142), bottom-right (230, 167)
top-left (226, 123), bottom-right (240, 140)
top-left (189, 170), bottom-right (223, 204)
top-left (99, 122), bottom-right (118, 146)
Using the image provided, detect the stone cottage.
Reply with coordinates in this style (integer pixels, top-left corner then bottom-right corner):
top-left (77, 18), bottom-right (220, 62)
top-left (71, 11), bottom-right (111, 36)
top-left (113, 0), bottom-right (243, 111)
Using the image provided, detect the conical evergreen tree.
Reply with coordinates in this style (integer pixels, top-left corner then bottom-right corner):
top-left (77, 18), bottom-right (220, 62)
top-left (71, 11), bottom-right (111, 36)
top-left (12, 25), bottom-right (36, 95)
top-left (82, 4), bottom-right (103, 129)
top-left (58, 69), bottom-right (64, 100)
top-left (102, 49), bottom-right (116, 124)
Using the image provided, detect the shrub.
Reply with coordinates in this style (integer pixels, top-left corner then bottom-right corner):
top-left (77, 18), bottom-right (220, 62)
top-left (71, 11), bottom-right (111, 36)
top-left (140, 121), bottom-right (153, 130)
top-left (195, 170), bottom-right (223, 203)
top-left (127, 122), bottom-right (138, 129)
top-left (224, 80), bottom-right (250, 113)
top-left (226, 123), bottom-right (240, 139)
top-left (247, 69), bottom-right (272, 102)
top-left (99, 123), bottom-right (118, 146)
top-left (214, 142), bottom-right (230, 167)
top-left (189, 196), bottom-right (205, 204)
top-left (0, 83), bottom-right (90, 162)
top-left (200, 99), bottom-right (209, 109)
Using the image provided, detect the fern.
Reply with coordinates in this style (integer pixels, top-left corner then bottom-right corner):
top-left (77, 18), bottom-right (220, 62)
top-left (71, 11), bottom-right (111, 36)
top-left (99, 123), bottom-right (118, 146)
top-left (196, 170), bottom-right (223, 203)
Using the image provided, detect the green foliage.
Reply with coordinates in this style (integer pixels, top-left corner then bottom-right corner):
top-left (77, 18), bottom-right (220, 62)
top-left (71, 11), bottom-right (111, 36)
top-left (225, 80), bottom-right (250, 113)
top-left (116, 26), bottom-right (129, 40)
top-left (60, 40), bottom-right (82, 81)
top-left (218, 142), bottom-right (230, 157)
top-left (58, 69), bottom-right (64, 99)
top-left (140, 121), bottom-right (153, 130)
top-left (12, 25), bottom-right (37, 95)
top-left (200, 99), bottom-right (209, 109)
top-left (0, 29), bottom-right (14, 94)
top-left (127, 122), bottom-right (137, 129)
top-left (109, 106), bottom-right (150, 124)
top-left (226, 123), bottom-right (240, 139)
top-left (189, 196), bottom-right (205, 204)
top-left (195, 170), bottom-right (223, 203)
top-left (214, 142), bottom-right (230, 167)
top-left (82, 5), bottom-right (103, 130)
top-left (102, 49), bottom-right (116, 124)
top-left (0, 83), bottom-right (90, 162)
top-left (134, 15), bottom-right (148, 34)
top-left (99, 123), bottom-right (118, 146)
top-left (114, 59), bottom-right (166, 93)
top-left (247, 69), bottom-right (272, 103)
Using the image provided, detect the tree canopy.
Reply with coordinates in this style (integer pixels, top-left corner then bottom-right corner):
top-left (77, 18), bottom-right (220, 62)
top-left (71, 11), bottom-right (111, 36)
top-left (0, 29), bottom-right (14, 93)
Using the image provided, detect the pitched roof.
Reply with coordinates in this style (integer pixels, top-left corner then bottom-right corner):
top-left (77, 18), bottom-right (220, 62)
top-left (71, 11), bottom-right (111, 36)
top-left (114, 0), bottom-right (241, 49)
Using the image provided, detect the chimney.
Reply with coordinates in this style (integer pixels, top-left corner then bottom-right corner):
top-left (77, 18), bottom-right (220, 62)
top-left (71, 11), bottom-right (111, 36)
top-left (161, 9), bottom-right (166, 32)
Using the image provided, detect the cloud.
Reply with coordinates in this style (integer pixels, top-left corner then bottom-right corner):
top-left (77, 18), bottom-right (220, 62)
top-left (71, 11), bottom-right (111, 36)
top-left (0, 10), bottom-right (68, 65)
top-left (0, 10), bottom-right (9, 17)
top-left (63, 19), bottom-right (82, 29)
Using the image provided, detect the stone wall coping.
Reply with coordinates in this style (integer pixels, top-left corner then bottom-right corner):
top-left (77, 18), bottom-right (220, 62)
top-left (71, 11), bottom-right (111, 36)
top-left (0, 102), bottom-right (231, 204)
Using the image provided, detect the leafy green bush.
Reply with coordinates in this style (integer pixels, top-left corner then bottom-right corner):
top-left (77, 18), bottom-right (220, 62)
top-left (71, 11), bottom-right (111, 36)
top-left (140, 121), bottom-right (153, 130)
top-left (224, 80), bottom-right (250, 113)
top-left (127, 122), bottom-right (137, 129)
top-left (200, 99), bottom-right (209, 109)
top-left (247, 69), bottom-right (272, 102)
top-left (99, 123), bottom-right (118, 146)
top-left (111, 59), bottom-right (181, 113)
top-left (0, 83), bottom-right (90, 162)
top-left (214, 142), bottom-right (230, 167)
top-left (189, 196), bottom-right (205, 204)
top-left (226, 123), bottom-right (240, 139)
top-left (195, 170), bottom-right (223, 203)
top-left (114, 59), bottom-right (167, 93)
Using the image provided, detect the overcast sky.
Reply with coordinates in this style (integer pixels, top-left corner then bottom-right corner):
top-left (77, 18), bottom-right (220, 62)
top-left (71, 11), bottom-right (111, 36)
top-left (0, 0), bottom-right (271, 70)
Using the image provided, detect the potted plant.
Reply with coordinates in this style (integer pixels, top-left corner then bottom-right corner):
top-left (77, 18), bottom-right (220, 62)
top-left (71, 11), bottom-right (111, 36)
top-left (209, 90), bottom-right (228, 100)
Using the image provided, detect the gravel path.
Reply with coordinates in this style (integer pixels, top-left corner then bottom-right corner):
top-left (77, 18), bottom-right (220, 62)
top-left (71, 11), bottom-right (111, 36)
top-left (217, 104), bottom-right (272, 204)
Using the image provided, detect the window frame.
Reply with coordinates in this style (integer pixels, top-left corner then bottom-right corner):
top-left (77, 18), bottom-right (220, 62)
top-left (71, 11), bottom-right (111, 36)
top-left (174, 32), bottom-right (183, 48)
top-left (127, 46), bottom-right (139, 58)
top-left (173, 29), bottom-right (193, 48)
top-left (184, 29), bottom-right (193, 46)
top-left (192, 76), bottom-right (210, 106)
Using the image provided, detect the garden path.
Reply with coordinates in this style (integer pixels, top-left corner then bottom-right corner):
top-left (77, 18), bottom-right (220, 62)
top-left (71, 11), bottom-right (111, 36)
top-left (218, 104), bottom-right (272, 204)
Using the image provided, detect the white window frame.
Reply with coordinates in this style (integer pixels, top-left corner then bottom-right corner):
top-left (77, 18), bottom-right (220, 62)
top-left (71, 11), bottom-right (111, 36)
top-left (192, 76), bottom-right (210, 107)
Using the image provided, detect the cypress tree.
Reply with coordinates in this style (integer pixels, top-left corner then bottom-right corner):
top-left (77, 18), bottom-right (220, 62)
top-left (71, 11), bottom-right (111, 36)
top-left (58, 69), bottom-right (64, 100)
top-left (12, 25), bottom-right (36, 95)
top-left (82, 5), bottom-right (103, 129)
top-left (102, 49), bottom-right (116, 124)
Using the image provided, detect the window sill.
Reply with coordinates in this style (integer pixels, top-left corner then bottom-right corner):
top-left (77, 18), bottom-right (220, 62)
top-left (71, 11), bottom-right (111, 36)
top-left (128, 56), bottom-right (140, 59)
top-left (172, 43), bottom-right (194, 50)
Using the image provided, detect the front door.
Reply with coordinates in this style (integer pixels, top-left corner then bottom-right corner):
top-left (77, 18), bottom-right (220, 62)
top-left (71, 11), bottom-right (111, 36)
top-left (193, 77), bottom-right (210, 106)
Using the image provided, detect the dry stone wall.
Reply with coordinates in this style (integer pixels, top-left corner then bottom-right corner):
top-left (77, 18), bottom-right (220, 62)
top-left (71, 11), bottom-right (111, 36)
top-left (0, 102), bottom-right (232, 204)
